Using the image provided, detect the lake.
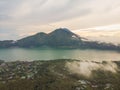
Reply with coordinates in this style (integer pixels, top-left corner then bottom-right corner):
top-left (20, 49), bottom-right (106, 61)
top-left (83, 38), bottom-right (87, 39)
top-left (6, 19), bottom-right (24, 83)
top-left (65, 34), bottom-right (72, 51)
top-left (0, 47), bottom-right (120, 61)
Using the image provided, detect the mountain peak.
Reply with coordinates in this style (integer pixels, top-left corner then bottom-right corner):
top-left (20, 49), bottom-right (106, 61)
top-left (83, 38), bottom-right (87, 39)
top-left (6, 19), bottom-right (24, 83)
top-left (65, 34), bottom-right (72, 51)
top-left (56, 27), bottom-right (71, 31)
top-left (35, 32), bottom-right (47, 36)
top-left (55, 28), bottom-right (71, 32)
top-left (49, 28), bottom-right (74, 35)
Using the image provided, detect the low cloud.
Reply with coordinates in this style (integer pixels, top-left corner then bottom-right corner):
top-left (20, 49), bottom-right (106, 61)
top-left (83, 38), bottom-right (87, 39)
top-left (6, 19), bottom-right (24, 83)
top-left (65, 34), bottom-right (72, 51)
top-left (73, 28), bottom-right (120, 44)
top-left (66, 61), bottom-right (118, 77)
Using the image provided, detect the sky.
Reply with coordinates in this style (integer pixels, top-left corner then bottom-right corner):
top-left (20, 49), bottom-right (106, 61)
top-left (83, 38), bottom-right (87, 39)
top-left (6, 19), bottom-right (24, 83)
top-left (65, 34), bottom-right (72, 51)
top-left (0, 0), bottom-right (120, 42)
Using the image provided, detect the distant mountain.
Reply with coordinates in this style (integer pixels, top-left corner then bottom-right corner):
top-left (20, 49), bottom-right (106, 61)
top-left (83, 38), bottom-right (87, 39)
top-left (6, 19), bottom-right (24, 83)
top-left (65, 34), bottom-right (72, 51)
top-left (16, 28), bottom-right (82, 48)
top-left (47, 28), bottom-right (82, 47)
top-left (0, 40), bottom-right (15, 48)
top-left (0, 28), bottom-right (120, 51)
top-left (17, 32), bottom-right (48, 47)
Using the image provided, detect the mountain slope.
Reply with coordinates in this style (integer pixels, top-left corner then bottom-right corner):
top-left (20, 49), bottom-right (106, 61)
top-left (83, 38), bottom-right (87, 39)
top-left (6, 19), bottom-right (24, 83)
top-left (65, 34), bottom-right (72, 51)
top-left (16, 28), bottom-right (82, 48)
top-left (47, 28), bottom-right (82, 47)
top-left (17, 32), bottom-right (48, 47)
top-left (0, 28), bottom-right (120, 51)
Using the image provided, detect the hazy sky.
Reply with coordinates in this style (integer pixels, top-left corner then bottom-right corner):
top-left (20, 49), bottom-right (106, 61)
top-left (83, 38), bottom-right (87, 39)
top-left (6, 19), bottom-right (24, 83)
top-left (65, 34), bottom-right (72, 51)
top-left (0, 0), bottom-right (120, 40)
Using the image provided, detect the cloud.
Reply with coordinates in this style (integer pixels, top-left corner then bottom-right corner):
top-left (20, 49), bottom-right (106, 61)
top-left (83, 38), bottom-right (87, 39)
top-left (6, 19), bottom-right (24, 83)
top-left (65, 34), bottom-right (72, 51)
top-left (66, 61), bottom-right (118, 77)
top-left (10, 0), bottom-right (92, 24)
top-left (0, 0), bottom-right (120, 40)
top-left (72, 24), bottom-right (120, 44)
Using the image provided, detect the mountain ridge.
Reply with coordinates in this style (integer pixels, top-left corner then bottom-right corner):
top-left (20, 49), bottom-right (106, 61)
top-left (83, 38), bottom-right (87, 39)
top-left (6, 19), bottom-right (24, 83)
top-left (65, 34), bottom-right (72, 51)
top-left (16, 28), bottom-right (81, 48)
top-left (0, 28), bottom-right (120, 51)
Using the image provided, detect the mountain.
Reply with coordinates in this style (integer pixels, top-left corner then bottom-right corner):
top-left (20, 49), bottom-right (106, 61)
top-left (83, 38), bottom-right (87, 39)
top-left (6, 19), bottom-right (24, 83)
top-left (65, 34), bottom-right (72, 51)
top-left (47, 28), bottom-right (82, 47)
top-left (0, 28), bottom-right (120, 51)
top-left (0, 40), bottom-right (15, 48)
top-left (17, 32), bottom-right (48, 47)
top-left (16, 28), bottom-right (82, 48)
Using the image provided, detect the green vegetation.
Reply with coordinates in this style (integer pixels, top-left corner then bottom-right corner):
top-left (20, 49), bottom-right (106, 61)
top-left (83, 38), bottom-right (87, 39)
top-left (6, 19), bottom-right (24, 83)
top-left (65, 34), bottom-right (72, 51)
top-left (0, 59), bottom-right (120, 90)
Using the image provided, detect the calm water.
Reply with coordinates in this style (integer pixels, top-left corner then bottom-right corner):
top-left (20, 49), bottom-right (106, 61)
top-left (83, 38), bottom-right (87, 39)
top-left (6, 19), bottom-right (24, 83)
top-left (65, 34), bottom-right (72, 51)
top-left (0, 47), bottom-right (120, 61)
